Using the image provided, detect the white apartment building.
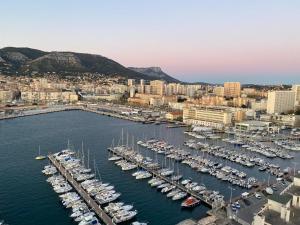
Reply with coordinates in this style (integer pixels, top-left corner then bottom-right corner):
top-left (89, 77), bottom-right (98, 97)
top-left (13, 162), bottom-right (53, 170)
top-left (292, 84), bottom-right (300, 106)
top-left (267, 91), bottom-right (295, 114)
top-left (183, 107), bottom-right (232, 129)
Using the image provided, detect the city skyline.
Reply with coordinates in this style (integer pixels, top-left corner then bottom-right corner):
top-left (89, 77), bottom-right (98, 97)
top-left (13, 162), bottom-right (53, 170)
top-left (1, 0), bottom-right (300, 84)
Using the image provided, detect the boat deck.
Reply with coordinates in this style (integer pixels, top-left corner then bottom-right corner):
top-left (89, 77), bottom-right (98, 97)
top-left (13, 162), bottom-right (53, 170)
top-left (48, 154), bottom-right (117, 225)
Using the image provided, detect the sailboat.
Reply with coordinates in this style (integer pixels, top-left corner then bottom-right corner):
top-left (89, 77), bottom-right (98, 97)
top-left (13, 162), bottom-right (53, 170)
top-left (35, 146), bottom-right (46, 160)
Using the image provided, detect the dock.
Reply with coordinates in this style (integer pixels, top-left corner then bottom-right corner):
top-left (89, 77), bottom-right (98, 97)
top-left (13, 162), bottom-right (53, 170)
top-left (166, 124), bottom-right (188, 128)
top-left (108, 148), bottom-right (224, 209)
top-left (48, 154), bottom-right (116, 225)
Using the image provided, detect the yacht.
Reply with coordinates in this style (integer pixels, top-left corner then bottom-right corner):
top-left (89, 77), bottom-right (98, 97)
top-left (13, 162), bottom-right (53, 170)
top-left (172, 192), bottom-right (187, 200)
top-left (78, 215), bottom-right (100, 225)
top-left (181, 179), bottom-right (191, 185)
top-left (181, 196), bottom-right (200, 208)
top-left (113, 210), bottom-right (137, 223)
top-left (132, 222), bottom-right (147, 225)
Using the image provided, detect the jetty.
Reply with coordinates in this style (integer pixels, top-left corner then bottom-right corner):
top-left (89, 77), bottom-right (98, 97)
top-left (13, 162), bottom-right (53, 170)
top-left (108, 148), bottom-right (224, 209)
top-left (48, 154), bottom-right (117, 225)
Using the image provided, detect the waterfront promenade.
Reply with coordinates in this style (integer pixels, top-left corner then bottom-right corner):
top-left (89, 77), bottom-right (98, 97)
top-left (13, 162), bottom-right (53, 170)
top-left (0, 105), bottom-right (145, 122)
top-left (48, 155), bottom-right (116, 225)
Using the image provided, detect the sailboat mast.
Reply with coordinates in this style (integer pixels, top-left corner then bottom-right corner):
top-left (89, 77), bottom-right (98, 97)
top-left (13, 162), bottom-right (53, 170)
top-left (121, 128), bottom-right (124, 146)
top-left (81, 141), bottom-right (85, 167)
top-left (87, 149), bottom-right (90, 169)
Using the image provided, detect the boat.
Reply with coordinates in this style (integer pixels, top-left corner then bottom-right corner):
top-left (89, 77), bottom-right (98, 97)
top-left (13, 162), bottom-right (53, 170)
top-left (78, 215), bottom-right (100, 225)
top-left (181, 179), bottom-right (191, 185)
top-left (181, 196), bottom-right (200, 208)
top-left (172, 192), bottom-right (187, 200)
top-left (132, 222), bottom-right (147, 225)
top-left (113, 210), bottom-right (137, 223)
top-left (265, 187), bottom-right (273, 195)
top-left (35, 146), bottom-right (46, 160)
top-left (167, 189), bottom-right (180, 198)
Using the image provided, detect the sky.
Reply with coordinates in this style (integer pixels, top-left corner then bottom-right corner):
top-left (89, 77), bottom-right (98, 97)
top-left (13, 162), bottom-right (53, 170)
top-left (1, 0), bottom-right (300, 84)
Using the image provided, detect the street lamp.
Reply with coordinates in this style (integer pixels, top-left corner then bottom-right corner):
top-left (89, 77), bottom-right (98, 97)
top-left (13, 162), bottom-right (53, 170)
top-left (228, 186), bottom-right (235, 204)
top-left (292, 162), bottom-right (298, 176)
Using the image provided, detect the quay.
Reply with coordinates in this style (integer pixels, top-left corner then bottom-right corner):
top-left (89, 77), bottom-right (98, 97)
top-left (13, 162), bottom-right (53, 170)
top-left (108, 148), bottom-right (222, 209)
top-left (166, 124), bottom-right (188, 128)
top-left (0, 105), bottom-right (145, 123)
top-left (48, 154), bottom-right (117, 225)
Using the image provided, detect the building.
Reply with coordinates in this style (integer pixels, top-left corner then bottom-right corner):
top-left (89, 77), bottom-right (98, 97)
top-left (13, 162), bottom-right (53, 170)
top-left (235, 120), bottom-right (272, 132)
top-left (213, 86), bottom-right (224, 97)
top-left (21, 90), bottom-right (78, 103)
top-left (267, 91), bottom-right (295, 114)
top-left (251, 99), bottom-right (268, 111)
top-left (0, 90), bottom-right (14, 103)
top-left (129, 86), bottom-right (136, 98)
top-left (183, 107), bottom-right (232, 129)
top-left (260, 114), bottom-right (300, 127)
top-left (224, 82), bottom-right (241, 98)
top-left (252, 175), bottom-right (300, 225)
top-left (165, 111), bottom-right (183, 121)
top-left (150, 80), bottom-right (165, 96)
top-left (292, 84), bottom-right (300, 106)
top-left (127, 79), bottom-right (135, 86)
top-left (139, 79), bottom-right (145, 93)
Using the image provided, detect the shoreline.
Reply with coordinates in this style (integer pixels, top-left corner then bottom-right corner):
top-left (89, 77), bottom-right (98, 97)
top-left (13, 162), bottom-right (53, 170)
top-left (0, 105), bottom-right (146, 123)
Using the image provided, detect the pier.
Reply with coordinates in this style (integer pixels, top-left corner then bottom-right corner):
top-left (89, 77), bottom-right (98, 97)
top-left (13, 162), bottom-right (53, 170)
top-left (108, 148), bottom-right (223, 209)
top-left (48, 155), bottom-right (117, 225)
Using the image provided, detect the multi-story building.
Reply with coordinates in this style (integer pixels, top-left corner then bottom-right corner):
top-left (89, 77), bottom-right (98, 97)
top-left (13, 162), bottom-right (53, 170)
top-left (150, 80), bottom-right (165, 96)
top-left (21, 90), bottom-right (78, 103)
top-left (139, 79), bottom-right (145, 93)
top-left (127, 79), bottom-right (135, 87)
top-left (292, 84), bottom-right (300, 106)
top-left (267, 91), bottom-right (295, 114)
top-left (224, 82), bottom-right (241, 98)
top-left (183, 107), bottom-right (232, 129)
top-left (213, 86), bottom-right (224, 97)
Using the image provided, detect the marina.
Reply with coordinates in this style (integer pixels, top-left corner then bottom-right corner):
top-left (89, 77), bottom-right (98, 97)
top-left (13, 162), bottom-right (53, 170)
top-left (46, 149), bottom-right (146, 225)
top-left (108, 145), bottom-right (225, 209)
top-left (47, 153), bottom-right (116, 225)
top-left (0, 110), bottom-right (299, 225)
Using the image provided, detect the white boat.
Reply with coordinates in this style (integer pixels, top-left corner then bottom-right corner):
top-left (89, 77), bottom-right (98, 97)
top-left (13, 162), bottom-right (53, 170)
top-left (132, 222), bottom-right (147, 225)
top-left (78, 215), bottom-right (100, 225)
top-left (181, 179), bottom-right (191, 185)
top-left (265, 187), bottom-right (273, 195)
top-left (113, 210), bottom-right (137, 223)
top-left (172, 192), bottom-right (187, 200)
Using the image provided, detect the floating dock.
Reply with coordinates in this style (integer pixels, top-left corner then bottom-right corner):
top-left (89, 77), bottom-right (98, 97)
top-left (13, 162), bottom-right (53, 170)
top-left (108, 148), bottom-right (224, 209)
top-left (48, 154), bottom-right (117, 225)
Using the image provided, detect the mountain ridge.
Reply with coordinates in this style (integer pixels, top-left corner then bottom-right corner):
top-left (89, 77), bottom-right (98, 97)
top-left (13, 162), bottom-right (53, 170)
top-left (0, 47), bottom-right (179, 82)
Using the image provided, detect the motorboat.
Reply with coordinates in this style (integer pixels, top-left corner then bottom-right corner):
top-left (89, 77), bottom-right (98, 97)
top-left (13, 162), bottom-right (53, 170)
top-left (172, 192), bottom-right (187, 200)
top-left (78, 215), bottom-right (100, 225)
top-left (181, 196), bottom-right (200, 208)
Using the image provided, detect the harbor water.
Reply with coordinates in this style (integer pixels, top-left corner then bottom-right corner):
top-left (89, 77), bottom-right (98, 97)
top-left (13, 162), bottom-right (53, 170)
top-left (0, 110), bottom-right (299, 225)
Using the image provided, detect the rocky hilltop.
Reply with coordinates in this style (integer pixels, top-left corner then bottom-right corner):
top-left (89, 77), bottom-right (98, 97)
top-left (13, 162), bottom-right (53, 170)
top-left (128, 67), bottom-right (179, 83)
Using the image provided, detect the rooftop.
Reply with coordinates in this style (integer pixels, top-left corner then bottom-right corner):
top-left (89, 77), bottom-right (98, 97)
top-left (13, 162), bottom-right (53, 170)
top-left (287, 185), bottom-right (300, 196)
top-left (268, 193), bottom-right (292, 205)
top-left (263, 207), bottom-right (300, 225)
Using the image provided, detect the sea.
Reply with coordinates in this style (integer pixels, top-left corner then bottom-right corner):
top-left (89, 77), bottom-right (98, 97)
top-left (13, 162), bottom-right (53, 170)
top-left (0, 110), bottom-right (299, 225)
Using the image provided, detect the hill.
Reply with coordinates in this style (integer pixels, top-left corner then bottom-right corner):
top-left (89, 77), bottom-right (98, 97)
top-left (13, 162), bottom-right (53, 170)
top-left (128, 67), bottom-right (179, 83)
top-left (0, 47), bottom-right (178, 82)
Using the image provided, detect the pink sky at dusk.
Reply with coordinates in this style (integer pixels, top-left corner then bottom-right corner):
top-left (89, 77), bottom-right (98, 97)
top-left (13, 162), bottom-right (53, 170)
top-left (1, 0), bottom-right (299, 83)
